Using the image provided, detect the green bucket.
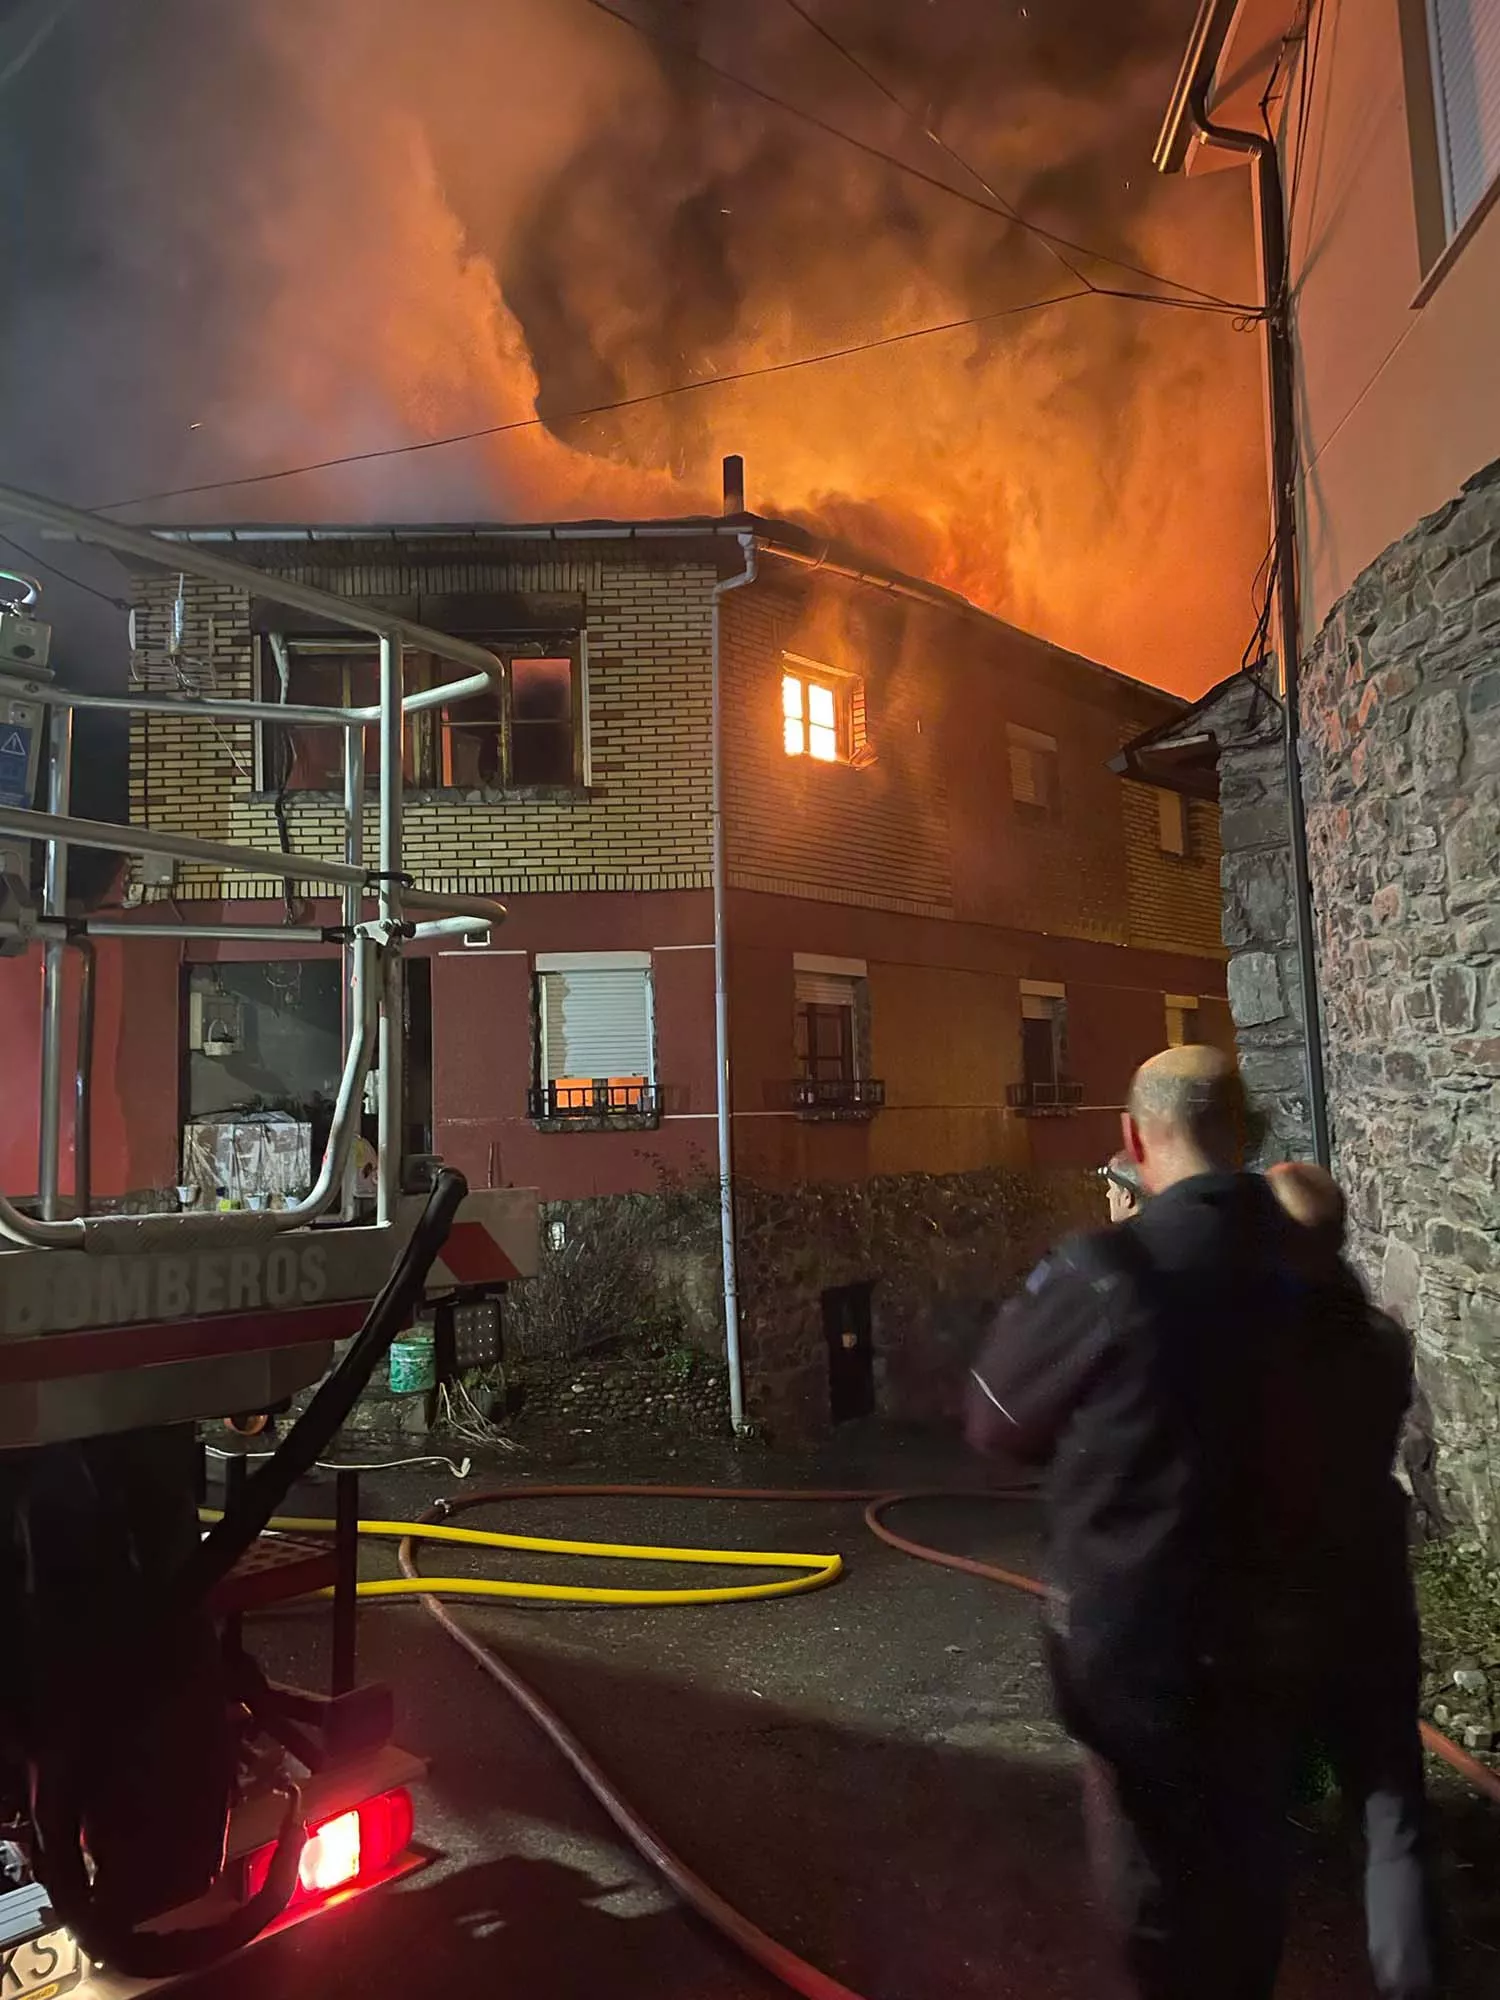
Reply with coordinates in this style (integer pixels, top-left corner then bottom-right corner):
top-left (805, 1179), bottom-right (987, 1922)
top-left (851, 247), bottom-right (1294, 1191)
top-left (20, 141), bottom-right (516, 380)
top-left (389, 1328), bottom-right (436, 1396)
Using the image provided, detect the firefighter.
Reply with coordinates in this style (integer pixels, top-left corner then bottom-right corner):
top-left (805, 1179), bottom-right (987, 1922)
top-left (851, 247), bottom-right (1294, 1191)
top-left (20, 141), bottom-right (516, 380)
top-left (965, 1047), bottom-right (1439, 2000)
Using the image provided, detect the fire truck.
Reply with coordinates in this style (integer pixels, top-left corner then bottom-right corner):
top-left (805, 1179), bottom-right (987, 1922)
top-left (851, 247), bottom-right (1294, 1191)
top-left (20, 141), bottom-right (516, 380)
top-left (0, 483), bottom-right (539, 1996)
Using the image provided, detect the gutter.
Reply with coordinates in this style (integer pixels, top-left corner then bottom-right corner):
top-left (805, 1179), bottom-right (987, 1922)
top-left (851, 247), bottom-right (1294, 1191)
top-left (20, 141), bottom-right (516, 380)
top-left (710, 531), bottom-right (758, 1437)
top-left (1154, 0), bottom-right (1237, 174)
top-left (1157, 47), bottom-right (1331, 1165)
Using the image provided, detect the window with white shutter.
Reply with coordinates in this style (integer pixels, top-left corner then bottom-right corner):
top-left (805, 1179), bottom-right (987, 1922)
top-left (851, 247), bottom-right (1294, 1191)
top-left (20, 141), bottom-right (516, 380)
top-left (1427, 0), bottom-right (1500, 238)
top-left (1157, 788), bottom-right (1190, 857)
top-left (533, 953), bottom-right (655, 1120)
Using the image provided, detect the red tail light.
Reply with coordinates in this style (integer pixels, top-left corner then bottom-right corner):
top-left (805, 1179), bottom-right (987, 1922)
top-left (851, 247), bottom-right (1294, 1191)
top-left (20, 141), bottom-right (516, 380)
top-left (244, 1788), bottom-right (415, 1908)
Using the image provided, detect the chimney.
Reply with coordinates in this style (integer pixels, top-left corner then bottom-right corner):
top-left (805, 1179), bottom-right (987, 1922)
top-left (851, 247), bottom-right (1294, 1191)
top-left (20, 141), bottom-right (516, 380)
top-left (722, 454), bottom-right (746, 516)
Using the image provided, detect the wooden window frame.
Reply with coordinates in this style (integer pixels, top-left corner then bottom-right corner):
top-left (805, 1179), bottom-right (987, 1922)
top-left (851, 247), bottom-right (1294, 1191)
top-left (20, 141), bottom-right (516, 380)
top-left (254, 633), bottom-right (584, 796)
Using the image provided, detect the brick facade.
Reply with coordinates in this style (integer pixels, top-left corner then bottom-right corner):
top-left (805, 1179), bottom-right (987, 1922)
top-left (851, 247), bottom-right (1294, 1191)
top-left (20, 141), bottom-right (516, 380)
top-left (127, 540), bottom-right (716, 900)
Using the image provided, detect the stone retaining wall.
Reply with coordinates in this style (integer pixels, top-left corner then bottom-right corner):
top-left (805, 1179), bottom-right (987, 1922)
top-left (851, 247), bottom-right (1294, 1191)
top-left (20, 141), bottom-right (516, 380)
top-left (1297, 460), bottom-right (1500, 1548)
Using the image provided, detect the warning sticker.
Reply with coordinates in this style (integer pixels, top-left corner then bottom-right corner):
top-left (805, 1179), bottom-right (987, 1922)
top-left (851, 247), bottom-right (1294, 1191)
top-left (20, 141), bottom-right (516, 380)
top-left (0, 722), bottom-right (33, 808)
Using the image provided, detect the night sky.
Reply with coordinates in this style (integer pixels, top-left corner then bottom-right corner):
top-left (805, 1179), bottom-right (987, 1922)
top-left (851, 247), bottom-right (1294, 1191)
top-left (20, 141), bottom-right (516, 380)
top-left (1, 0), bottom-right (1266, 842)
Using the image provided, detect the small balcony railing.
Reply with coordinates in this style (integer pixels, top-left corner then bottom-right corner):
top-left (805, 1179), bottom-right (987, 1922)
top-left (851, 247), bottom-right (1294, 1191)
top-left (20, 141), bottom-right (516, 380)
top-left (786, 1076), bottom-right (886, 1120)
top-left (1006, 1079), bottom-right (1084, 1116)
top-left (528, 1081), bottom-right (662, 1123)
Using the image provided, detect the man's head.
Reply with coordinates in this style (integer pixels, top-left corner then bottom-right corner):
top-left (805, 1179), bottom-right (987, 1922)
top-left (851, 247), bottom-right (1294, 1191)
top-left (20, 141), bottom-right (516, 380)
top-left (1122, 1045), bottom-right (1249, 1194)
top-left (1266, 1160), bottom-right (1347, 1255)
top-left (1101, 1151), bottom-right (1143, 1223)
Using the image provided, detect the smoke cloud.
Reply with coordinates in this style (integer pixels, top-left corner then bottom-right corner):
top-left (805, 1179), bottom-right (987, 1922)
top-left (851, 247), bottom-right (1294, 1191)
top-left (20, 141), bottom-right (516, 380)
top-left (1, 0), bottom-right (1267, 694)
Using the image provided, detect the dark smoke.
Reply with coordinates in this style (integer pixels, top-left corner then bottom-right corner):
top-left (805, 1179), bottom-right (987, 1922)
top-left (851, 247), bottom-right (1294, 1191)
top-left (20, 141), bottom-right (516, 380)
top-left (1, 0), bottom-right (1266, 695)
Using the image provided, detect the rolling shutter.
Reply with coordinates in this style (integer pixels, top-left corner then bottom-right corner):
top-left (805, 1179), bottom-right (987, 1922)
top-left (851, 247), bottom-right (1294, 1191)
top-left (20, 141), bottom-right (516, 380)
top-left (539, 967), bottom-right (652, 1080)
top-left (794, 969), bottom-right (858, 1009)
top-left (1430, 0), bottom-right (1500, 235)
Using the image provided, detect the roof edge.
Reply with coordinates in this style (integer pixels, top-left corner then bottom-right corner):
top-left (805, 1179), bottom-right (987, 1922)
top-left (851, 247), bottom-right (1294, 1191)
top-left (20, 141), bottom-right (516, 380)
top-left (66, 510), bottom-right (1187, 709)
top-left (1154, 0), bottom-right (1237, 174)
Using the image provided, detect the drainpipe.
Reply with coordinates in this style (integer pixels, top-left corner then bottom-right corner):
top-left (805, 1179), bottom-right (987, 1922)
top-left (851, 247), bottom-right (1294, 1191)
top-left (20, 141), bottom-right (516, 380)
top-left (1188, 86), bottom-right (1331, 1168)
top-left (711, 526), bottom-right (758, 1435)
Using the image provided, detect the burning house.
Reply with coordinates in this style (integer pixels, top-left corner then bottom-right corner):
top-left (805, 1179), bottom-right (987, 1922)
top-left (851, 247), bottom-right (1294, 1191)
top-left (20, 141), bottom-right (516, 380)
top-left (5, 476), bottom-right (1229, 1434)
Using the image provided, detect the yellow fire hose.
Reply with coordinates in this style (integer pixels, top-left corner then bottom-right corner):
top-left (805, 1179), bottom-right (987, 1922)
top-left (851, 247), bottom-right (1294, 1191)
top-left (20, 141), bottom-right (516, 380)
top-left (247, 1507), bottom-right (843, 1607)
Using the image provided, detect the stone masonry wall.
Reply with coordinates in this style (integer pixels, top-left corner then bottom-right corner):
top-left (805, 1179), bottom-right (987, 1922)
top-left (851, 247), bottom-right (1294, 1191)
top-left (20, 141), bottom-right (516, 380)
top-left (1214, 676), bottom-right (1315, 1164)
top-left (1299, 459), bottom-right (1500, 1549)
top-left (500, 1168), bottom-right (1099, 1444)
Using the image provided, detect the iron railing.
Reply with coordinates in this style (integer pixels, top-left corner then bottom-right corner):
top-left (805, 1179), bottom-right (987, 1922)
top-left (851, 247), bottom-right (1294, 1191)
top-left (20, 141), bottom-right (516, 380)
top-left (787, 1076), bottom-right (886, 1117)
top-left (1006, 1079), bottom-right (1084, 1115)
top-left (528, 1081), bottom-right (662, 1121)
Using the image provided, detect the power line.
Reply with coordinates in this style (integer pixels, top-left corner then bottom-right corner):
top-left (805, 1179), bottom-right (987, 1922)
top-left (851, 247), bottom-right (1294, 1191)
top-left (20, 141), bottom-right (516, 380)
top-left (97, 284), bottom-right (1094, 513)
top-left (576, 0), bottom-right (1254, 316)
top-left (0, 531), bottom-right (130, 610)
top-left (779, 0), bottom-right (1096, 297)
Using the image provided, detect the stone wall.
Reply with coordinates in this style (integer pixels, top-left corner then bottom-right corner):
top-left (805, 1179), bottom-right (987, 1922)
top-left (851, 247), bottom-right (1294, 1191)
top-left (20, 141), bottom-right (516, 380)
top-left (503, 1168), bottom-right (1100, 1443)
top-left (1213, 676), bottom-right (1315, 1163)
top-left (1298, 459), bottom-right (1500, 1548)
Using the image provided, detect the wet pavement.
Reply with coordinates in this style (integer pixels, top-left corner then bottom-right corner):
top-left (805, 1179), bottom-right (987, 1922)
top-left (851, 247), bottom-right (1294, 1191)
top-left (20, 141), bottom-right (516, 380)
top-left (177, 1431), bottom-right (1499, 2000)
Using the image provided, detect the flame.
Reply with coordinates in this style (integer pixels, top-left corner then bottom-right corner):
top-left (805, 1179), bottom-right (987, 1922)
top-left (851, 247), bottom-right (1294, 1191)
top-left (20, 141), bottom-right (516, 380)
top-left (152, 1), bottom-right (1268, 697)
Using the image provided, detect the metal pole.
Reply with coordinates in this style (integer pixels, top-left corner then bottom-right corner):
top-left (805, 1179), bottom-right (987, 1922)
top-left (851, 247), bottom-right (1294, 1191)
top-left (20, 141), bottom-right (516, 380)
top-left (71, 937), bottom-right (94, 1217)
top-left (343, 726), bottom-right (365, 1220)
top-left (332, 1467), bottom-right (360, 1697)
top-left (38, 706), bottom-right (72, 1218)
top-left (1189, 92), bottom-right (1331, 1167)
top-left (0, 478), bottom-right (504, 681)
top-left (710, 534), bottom-right (758, 1435)
top-left (376, 634), bottom-right (404, 1226)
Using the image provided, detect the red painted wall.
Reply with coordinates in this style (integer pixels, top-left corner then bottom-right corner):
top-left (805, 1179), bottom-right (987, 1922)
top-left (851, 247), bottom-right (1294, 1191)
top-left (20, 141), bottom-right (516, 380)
top-left (0, 934), bottom-right (178, 1200)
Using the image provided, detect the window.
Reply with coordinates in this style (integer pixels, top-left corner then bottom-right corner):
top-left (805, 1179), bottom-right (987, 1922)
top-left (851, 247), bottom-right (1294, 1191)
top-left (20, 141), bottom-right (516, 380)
top-left (1157, 788), bottom-right (1190, 857)
top-left (1020, 983), bottom-right (1065, 1088)
top-left (1007, 725), bottom-right (1060, 817)
top-left (256, 636), bottom-right (581, 793)
top-left (791, 957), bottom-right (884, 1115)
top-left (1165, 994), bottom-right (1200, 1049)
top-left (783, 669), bottom-right (847, 762)
top-left (533, 953), bottom-right (655, 1122)
top-left (1426, 0), bottom-right (1500, 240)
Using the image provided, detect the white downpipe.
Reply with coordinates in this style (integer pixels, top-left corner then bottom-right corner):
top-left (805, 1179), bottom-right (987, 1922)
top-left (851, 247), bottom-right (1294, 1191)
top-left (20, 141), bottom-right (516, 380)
top-left (711, 533), bottom-right (758, 1435)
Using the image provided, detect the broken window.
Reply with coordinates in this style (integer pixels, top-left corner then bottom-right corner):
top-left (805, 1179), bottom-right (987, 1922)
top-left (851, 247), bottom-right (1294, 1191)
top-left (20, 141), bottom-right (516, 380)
top-left (256, 636), bottom-right (581, 793)
top-left (782, 653), bottom-right (863, 764)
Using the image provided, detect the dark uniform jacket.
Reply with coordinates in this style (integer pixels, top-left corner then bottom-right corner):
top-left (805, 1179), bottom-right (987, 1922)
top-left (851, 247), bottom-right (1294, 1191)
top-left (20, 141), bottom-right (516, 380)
top-left (967, 1173), bottom-right (1417, 1755)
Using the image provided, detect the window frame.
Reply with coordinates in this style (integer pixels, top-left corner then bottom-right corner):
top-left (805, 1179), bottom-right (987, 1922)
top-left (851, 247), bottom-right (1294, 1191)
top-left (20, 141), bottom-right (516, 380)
top-left (531, 950), bottom-right (659, 1128)
top-left (1156, 787), bottom-right (1190, 857)
top-left (1006, 724), bottom-right (1061, 820)
top-left (1401, 0), bottom-right (1500, 291)
top-left (253, 632), bottom-right (586, 797)
top-left (1165, 993), bottom-right (1201, 1050)
top-left (780, 652), bottom-right (863, 766)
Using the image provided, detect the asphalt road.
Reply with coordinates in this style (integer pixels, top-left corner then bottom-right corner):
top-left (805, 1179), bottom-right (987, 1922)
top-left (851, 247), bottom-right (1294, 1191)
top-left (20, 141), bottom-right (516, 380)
top-left (168, 1435), bottom-right (1498, 2000)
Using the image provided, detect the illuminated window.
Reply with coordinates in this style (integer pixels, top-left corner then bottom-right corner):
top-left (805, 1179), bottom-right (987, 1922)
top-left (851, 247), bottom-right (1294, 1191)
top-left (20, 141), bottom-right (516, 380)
top-left (1165, 994), bottom-right (1200, 1049)
top-left (782, 669), bottom-right (850, 763)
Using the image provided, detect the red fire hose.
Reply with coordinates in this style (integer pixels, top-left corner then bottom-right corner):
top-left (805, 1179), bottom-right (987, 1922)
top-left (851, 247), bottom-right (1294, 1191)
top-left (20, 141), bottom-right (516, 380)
top-left (399, 1484), bottom-right (1500, 2000)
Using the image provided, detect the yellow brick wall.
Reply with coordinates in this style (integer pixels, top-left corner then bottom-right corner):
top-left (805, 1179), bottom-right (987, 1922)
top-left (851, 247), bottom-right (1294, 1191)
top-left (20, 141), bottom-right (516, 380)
top-left (126, 543), bottom-right (716, 899)
top-left (1120, 780), bottom-right (1226, 959)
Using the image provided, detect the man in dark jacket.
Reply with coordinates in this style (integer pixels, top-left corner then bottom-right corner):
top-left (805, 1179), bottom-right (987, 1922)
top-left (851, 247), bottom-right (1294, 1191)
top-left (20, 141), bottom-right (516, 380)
top-left (967, 1048), bottom-right (1438, 2000)
top-left (1264, 1162), bottom-right (1439, 2000)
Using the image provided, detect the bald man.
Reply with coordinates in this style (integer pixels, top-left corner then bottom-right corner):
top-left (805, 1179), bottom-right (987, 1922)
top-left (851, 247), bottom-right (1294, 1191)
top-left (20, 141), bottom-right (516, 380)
top-left (966, 1049), bottom-right (1439, 2000)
